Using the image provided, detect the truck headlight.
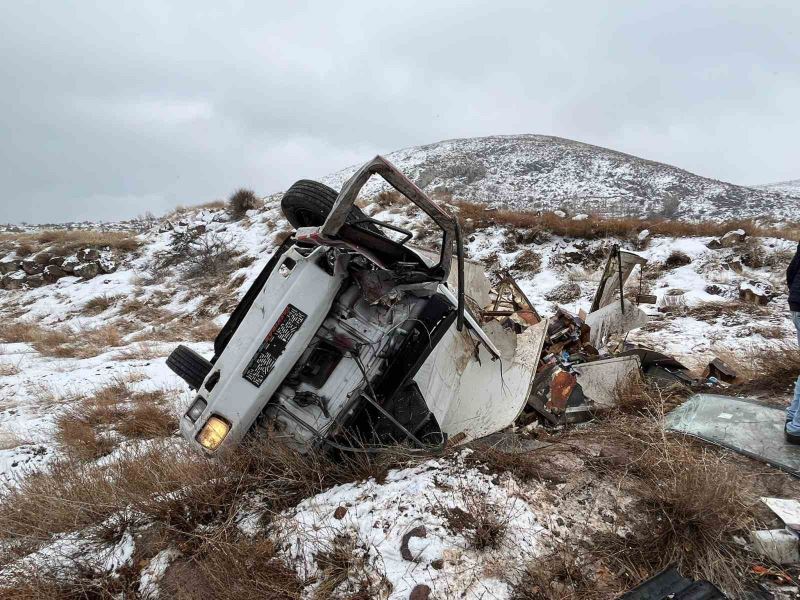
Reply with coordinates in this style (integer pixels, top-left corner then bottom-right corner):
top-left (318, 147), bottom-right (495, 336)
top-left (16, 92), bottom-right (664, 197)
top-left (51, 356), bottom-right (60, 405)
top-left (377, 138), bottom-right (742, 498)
top-left (185, 397), bottom-right (207, 422)
top-left (196, 416), bottom-right (230, 451)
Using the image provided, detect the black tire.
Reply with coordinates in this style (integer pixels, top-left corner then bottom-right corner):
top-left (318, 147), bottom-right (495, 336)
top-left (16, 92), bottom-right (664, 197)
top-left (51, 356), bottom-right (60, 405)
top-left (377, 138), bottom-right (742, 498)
top-left (280, 179), bottom-right (379, 233)
top-left (167, 344), bottom-right (213, 390)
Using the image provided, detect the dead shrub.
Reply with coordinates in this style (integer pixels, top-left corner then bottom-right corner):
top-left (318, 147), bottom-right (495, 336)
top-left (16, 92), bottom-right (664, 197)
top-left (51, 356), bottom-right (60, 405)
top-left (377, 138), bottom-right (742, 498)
top-left (0, 563), bottom-right (129, 599)
top-left (82, 294), bottom-right (121, 315)
top-left (613, 372), bottom-right (660, 415)
top-left (723, 343), bottom-right (800, 395)
top-left (163, 532), bottom-right (302, 599)
top-left (228, 188), bottom-right (261, 219)
top-left (116, 401), bottom-right (177, 439)
top-left (465, 445), bottom-right (566, 484)
top-left (512, 547), bottom-right (604, 599)
top-left (591, 420), bottom-right (755, 596)
top-left (514, 249), bottom-right (542, 273)
top-left (664, 250), bottom-right (691, 268)
top-left (1, 322), bottom-right (123, 359)
top-left (0, 362), bottom-right (20, 376)
top-left (442, 489), bottom-right (507, 550)
top-left (158, 229), bottom-right (239, 281)
top-left (55, 413), bottom-right (116, 461)
top-left (313, 533), bottom-right (377, 599)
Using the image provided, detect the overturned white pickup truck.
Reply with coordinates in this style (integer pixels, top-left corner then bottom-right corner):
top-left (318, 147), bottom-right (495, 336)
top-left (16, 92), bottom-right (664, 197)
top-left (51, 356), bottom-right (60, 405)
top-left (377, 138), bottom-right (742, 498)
top-left (167, 156), bottom-right (546, 455)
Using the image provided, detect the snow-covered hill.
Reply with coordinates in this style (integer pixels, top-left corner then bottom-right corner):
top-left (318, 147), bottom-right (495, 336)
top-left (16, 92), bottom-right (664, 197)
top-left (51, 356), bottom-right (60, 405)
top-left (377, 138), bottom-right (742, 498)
top-left (322, 135), bottom-right (798, 222)
top-left (753, 178), bottom-right (800, 197)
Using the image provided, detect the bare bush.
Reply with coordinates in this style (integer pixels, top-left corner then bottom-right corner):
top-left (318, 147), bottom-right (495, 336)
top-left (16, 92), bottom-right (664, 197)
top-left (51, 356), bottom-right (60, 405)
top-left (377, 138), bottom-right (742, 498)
top-left (723, 343), bottom-right (800, 395)
top-left (228, 188), bottom-right (261, 219)
top-left (442, 488), bottom-right (507, 550)
top-left (158, 229), bottom-right (239, 281)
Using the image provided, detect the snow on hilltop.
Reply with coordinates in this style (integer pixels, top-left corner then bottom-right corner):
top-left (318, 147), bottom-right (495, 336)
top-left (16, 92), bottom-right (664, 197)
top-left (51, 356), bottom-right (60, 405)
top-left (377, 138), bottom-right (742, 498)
top-left (752, 178), bottom-right (800, 198)
top-left (322, 135), bottom-right (798, 222)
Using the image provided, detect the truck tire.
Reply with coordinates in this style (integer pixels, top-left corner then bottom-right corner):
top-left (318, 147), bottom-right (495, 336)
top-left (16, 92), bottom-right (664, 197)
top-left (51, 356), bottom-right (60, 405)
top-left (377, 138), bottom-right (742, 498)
top-left (281, 179), bottom-right (379, 233)
top-left (167, 345), bottom-right (213, 390)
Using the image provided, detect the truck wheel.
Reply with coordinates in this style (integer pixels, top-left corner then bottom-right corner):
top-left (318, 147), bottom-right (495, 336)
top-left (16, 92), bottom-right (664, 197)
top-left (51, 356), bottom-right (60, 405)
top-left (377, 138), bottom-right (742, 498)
top-left (167, 345), bottom-right (213, 390)
top-left (281, 179), bottom-right (380, 233)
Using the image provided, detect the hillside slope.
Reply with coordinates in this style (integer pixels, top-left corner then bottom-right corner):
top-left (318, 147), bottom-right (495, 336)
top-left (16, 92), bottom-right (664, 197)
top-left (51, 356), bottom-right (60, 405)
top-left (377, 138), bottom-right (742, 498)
top-left (322, 135), bottom-right (797, 221)
top-left (753, 178), bottom-right (800, 197)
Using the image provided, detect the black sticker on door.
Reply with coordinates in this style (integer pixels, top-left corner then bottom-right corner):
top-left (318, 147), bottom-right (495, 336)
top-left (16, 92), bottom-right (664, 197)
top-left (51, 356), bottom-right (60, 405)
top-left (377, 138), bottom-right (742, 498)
top-left (242, 304), bottom-right (307, 387)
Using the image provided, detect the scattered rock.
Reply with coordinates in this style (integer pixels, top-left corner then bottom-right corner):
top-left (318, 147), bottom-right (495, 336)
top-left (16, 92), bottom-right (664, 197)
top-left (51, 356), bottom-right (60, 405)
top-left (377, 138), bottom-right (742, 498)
top-left (0, 258), bottom-right (20, 274)
top-left (1, 272), bottom-right (26, 290)
top-left (77, 248), bottom-right (101, 262)
top-left (158, 220), bottom-right (174, 233)
top-left (333, 506), bottom-right (347, 520)
top-left (706, 238), bottom-right (723, 249)
top-left (74, 262), bottom-right (100, 280)
top-left (43, 265), bottom-right (66, 284)
top-left (26, 273), bottom-right (44, 288)
top-left (545, 282), bottom-right (581, 303)
top-left (705, 284), bottom-right (724, 296)
top-left (32, 252), bottom-right (54, 265)
top-left (192, 222), bottom-right (207, 234)
top-left (21, 259), bottom-right (43, 275)
top-left (430, 559), bottom-right (444, 570)
top-left (61, 256), bottom-right (80, 273)
top-left (720, 229), bottom-right (747, 247)
top-left (739, 280), bottom-right (774, 306)
top-left (97, 257), bottom-right (117, 274)
top-left (553, 210), bottom-right (567, 218)
top-left (48, 255), bottom-right (65, 267)
top-left (409, 584), bottom-right (431, 600)
top-left (725, 260), bottom-right (743, 273)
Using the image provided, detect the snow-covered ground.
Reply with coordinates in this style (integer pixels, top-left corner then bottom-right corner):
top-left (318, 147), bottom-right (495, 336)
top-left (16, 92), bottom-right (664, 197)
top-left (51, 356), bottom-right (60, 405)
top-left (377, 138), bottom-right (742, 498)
top-left (1, 196), bottom-right (798, 597)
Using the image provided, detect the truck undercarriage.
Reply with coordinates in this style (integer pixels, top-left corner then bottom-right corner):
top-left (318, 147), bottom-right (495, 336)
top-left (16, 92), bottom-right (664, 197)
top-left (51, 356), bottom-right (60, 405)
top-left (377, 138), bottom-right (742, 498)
top-left (167, 156), bottom-right (543, 455)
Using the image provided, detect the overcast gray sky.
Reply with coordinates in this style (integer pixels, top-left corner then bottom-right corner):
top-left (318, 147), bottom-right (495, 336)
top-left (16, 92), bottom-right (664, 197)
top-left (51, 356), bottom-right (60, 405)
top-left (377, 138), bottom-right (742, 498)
top-left (1, 1), bottom-right (798, 223)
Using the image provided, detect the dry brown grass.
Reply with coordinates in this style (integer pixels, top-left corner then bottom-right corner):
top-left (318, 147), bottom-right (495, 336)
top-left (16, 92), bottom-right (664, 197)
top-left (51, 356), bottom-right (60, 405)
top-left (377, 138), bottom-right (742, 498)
top-left (440, 486), bottom-right (508, 551)
top-left (82, 294), bottom-right (122, 316)
top-left (721, 343), bottom-right (800, 396)
top-left (466, 444), bottom-right (567, 484)
top-left (0, 321), bottom-right (124, 358)
top-left (116, 400), bottom-right (177, 439)
top-left (0, 362), bottom-right (20, 376)
top-left (512, 548), bottom-right (604, 600)
top-left (581, 417), bottom-right (756, 597)
top-left (113, 341), bottom-right (166, 360)
top-left (664, 300), bottom-right (770, 322)
top-left (0, 230), bottom-right (141, 258)
top-left (163, 533), bottom-right (302, 599)
top-left (131, 318), bottom-right (220, 343)
top-left (54, 384), bottom-right (178, 459)
top-left (454, 200), bottom-right (800, 241)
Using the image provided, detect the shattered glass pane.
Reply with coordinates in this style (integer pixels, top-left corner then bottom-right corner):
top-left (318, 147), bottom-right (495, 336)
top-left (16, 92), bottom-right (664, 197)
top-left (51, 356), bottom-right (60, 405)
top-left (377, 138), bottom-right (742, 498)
top-left (666, 394), bottom-right (800, 477)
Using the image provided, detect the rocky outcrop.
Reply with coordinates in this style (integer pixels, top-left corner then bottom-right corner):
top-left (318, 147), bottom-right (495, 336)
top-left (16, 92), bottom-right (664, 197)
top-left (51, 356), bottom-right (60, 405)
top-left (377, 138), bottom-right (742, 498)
top-left (73, 262), bottom-right (99, 279)
top-left (77, 248), bottom-right (101, 262)
top-left (97, 257), bottom-right (117, 274)
top-left (61, 256), bottom-right (80, 273)
top-left (26, 273), bottom-right (44, 288)
top-left (1, 272), bottom-right (26, 290)
top-left (21, 259), bottom-right (43, 275)
top-left (0, 258), bottom-right (20, 274)
top-left (43, 265), bottom-right (66, 284)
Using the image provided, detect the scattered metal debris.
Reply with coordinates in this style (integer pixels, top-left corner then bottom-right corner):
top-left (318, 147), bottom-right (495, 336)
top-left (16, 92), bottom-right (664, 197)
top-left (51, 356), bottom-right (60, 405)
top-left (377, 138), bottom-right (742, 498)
top-left (619, 565), bottom-right (727, 599)
top-left (702, 358), bottom-right (738, 384)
